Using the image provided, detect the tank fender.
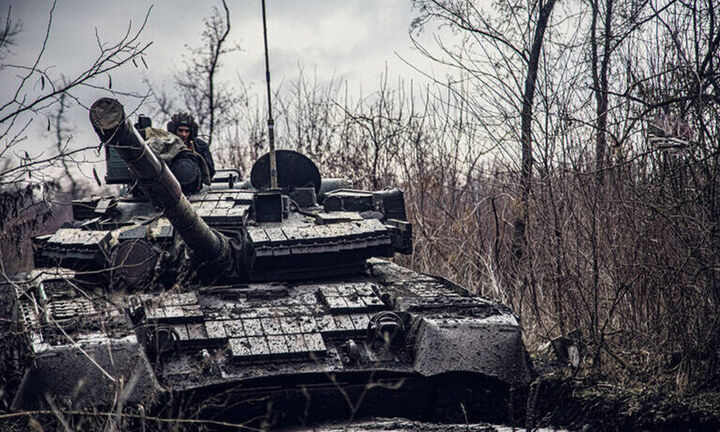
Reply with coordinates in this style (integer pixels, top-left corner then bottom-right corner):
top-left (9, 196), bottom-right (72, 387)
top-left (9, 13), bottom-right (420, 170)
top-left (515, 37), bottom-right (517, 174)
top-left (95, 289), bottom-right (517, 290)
top-left (11, 335), bottom-right (163, 410)
top-left (412, 314), bottom-right (532, 385)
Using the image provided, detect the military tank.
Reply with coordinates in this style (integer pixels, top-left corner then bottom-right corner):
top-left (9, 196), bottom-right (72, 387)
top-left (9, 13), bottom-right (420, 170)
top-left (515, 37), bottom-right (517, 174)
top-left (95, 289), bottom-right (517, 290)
top-left (2, 98), bottom-right (531, 429)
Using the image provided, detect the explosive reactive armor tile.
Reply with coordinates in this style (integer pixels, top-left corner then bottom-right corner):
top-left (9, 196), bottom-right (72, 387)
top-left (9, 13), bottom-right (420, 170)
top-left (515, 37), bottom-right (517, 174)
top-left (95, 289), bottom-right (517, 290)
top-left (317, 282), bottom-right (385, 314)
top-left (229, 332), bottom-right (326, 361)
top-left (204, 320), bottom-right (226, 339)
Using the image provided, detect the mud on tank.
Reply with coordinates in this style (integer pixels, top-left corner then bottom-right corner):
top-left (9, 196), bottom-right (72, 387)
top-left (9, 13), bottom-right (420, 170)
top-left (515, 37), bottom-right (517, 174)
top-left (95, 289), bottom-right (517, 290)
top-left (1, 98), bottom-right (532, 429)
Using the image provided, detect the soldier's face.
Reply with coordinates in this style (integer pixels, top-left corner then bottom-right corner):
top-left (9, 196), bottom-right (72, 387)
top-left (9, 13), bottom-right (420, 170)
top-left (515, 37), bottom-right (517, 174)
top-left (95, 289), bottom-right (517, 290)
top-left (177, 125), bottom-right (191, 144)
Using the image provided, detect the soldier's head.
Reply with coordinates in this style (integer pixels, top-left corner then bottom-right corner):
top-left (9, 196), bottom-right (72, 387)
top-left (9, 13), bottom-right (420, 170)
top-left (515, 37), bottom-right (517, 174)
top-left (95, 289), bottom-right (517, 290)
top-left (167, 112), bottom-right (198, 145)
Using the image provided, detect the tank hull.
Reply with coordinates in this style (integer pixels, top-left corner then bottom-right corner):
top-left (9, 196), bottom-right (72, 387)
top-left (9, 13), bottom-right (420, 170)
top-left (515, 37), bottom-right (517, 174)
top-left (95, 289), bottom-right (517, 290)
top-left (9, 260), bottom-right (530, 427)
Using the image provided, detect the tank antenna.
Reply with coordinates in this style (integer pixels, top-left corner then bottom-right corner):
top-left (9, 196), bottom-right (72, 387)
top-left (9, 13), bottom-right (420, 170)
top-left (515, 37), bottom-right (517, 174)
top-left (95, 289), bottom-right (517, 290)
top-left (261, 0), bottom-right (278, 189)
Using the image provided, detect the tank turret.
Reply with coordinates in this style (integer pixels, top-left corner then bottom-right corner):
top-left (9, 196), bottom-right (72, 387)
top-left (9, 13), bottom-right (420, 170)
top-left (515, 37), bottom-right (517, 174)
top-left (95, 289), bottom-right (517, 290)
top-left (88, 98), bottom-right (411, 283)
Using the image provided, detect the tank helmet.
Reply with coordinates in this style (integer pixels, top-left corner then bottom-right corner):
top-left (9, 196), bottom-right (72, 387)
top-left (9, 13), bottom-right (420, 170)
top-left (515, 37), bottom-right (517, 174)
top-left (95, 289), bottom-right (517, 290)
top-left (167, 112), bottom-right (198, 139)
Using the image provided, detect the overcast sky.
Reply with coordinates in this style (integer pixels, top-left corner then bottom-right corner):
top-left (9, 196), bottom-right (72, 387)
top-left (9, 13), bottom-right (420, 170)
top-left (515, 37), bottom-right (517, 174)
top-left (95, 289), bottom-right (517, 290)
top-left (1, 0), bottom-right (444, 180)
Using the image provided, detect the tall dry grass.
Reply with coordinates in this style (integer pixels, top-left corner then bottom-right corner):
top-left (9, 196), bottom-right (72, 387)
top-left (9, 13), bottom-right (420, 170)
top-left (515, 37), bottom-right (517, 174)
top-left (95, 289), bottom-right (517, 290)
top-left (215, 70), bottom-right (720, 392)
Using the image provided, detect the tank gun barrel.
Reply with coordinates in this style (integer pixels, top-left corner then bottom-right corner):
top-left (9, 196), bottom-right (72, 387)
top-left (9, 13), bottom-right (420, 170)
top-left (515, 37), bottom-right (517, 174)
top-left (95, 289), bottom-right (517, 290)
top-left (90, 98), bottom-right (230, 265)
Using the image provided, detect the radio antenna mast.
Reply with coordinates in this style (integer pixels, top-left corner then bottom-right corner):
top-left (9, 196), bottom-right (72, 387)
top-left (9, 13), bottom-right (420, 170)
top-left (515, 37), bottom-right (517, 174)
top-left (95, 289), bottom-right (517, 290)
top-left (261, 0), bottom-right (278, 189)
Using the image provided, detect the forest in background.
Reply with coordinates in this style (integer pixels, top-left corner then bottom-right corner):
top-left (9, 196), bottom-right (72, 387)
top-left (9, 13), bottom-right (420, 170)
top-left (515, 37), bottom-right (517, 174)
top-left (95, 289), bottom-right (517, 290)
top-left (2, 0), bottom-right (720, 404)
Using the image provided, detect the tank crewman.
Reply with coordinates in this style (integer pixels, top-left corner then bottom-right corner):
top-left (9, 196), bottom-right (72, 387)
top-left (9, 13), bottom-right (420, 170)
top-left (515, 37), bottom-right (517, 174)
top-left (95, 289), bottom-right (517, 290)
top-left (167, 112), bottom-right (216, 179)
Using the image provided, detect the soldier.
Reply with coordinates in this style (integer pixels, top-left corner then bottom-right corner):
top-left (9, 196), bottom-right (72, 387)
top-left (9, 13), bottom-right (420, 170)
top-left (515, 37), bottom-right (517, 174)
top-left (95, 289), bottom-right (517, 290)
top-left (166, 112), bottom-right (216, 179)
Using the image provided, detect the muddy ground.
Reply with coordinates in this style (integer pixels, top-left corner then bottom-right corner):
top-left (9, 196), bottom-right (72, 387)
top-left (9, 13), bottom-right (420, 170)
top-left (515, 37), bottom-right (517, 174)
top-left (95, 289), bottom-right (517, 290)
top-left (1, 375), bottom-right (718, 431)
top-left (524, 371), bottom-right (720, 431)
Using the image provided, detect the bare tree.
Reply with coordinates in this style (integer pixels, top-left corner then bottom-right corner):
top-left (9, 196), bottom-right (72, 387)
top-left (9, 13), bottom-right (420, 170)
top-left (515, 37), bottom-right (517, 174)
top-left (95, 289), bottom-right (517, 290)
top-left (590, 0), bottom-right (612, 182)
top-left (0, 1), bottom-right (151, 182)
top-left (0, 4), bottom-right (21, 62)
top-left (169, 0), bottom-right (239, 146)
top-left (0, 1), bottom-right (151, 274)
top-left (515, 0), bottom-right (558, 259)
top-left (410, 0), bottom-right (558, 263)
top-left (51, 92), bottom-right (85, 194)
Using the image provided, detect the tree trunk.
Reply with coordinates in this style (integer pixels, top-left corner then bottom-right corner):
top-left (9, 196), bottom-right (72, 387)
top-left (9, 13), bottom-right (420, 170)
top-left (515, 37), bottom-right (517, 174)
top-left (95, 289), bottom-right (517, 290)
top-left (591, 0), bottom-right (613, 184)
top-left (207, 0), bottom-right (231, 147)
top-left (512, 0), bottom-right (558, 262)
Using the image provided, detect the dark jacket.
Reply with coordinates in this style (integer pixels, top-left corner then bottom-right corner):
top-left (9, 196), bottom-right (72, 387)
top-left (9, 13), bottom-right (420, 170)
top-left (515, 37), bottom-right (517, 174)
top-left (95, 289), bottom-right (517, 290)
top-left (192, 138), bottom-right (215, 179)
